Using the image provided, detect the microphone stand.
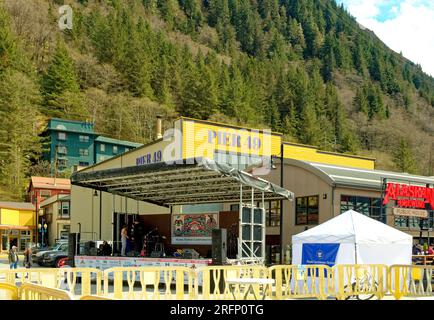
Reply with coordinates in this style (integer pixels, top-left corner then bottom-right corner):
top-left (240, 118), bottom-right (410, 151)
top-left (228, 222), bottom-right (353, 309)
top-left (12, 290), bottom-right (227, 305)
top-left (142, 227), bottom-right (159, 257)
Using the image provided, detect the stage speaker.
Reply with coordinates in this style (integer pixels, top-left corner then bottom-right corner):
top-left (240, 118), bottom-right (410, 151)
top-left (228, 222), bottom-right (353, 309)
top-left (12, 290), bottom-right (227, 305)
top-left (68, 233), bottom-right (80, 267)
top-left (212, 229), bottom-right (227, 265)
top-left (84, 241), bottom-right (96, 256)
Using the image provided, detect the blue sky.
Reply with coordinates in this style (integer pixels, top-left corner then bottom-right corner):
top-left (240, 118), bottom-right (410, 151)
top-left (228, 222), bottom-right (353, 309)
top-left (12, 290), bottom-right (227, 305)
top-left (336, 0), bottom-right (434, 76)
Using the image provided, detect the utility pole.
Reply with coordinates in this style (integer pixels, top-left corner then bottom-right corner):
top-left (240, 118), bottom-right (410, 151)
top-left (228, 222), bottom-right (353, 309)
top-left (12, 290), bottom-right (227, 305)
top-left (54, 145), bottom-right (58, 184)
top-left (429, 142), bottom-right (433, 176)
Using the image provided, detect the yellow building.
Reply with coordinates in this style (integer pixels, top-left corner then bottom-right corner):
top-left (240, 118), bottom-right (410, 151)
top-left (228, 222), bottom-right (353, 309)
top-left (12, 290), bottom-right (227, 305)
top-left (0, 202), bottom-right (36, 253)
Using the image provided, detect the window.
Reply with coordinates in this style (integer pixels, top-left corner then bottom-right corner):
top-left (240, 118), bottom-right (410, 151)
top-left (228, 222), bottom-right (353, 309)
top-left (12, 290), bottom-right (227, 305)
top-left (79, 161), bottom-right (89, 167)
top-left (296, 195), bottom-right (319, 225)
top-left (40, 190), bottom-right (51, 199)
top-left (230, 201), bottom-right (280, 226)
top-left (263, 201), bottom-right (280, 227)
top-left (266, 245), bottom-right (281, 265)
top-left (113, 145), bottom-right (118, 154)
top-left (59, 228), bottom-right (70, 240)
top-left (230, 204), bottom-right (239, 212)
top-left (79, 135), bottom-right (89, 143)
top-left (79, 148), bottom-right (89, 156)
top-left (395, 212), bottom-right (433, 229)
top-left (57, 159), bottom-right (67, 168)
top-left (214, 151), bottom-right (262, 170)
top-left (58, 201), bottom-right (70, 219)
top-left (340, 195), bottom-right (384, 222)
top-left (57, 146), bottom-right (67, 154)
top-left (57, 132), bottom-right (66, 140)
top-left (20, 231), bottom-right (31, 251)
top-left (100, 144), bottom-right (105, 152)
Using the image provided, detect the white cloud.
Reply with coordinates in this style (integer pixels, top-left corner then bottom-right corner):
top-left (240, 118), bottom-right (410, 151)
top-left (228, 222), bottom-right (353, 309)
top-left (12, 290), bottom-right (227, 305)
top-left (342, 0), bottom-right (387, 20)
top-left (340, 0), bottom-right (434, 77)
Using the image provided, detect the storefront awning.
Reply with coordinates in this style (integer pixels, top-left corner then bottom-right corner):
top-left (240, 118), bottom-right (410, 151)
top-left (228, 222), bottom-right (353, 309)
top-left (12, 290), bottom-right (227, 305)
top-left (0, 225), bottom-right (36, 230)
top-left (71, 158), bottom-right (294, 207)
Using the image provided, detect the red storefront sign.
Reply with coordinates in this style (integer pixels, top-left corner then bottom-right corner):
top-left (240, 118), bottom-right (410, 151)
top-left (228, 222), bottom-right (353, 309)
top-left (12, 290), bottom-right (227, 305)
top-left (383, 183), bottom-right (434, 209)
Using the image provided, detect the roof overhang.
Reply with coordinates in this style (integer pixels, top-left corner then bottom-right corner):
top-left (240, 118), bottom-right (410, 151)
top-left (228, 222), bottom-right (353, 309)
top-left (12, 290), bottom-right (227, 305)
top-left (71, 158), bottom-right (294, 207)
top-left (0, 225), bottom-right (36, 230)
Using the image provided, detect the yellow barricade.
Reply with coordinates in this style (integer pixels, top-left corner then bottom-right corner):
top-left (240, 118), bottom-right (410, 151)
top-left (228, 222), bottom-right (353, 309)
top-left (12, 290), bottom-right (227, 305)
top-left (20, 282), bottom-right (75, 300)
top-left (389, 265), bottom-right (434, 299)
top-left (332, 264), bottom-right (388, 300)
top-left (80, 295), bottom-right (117, 300)
top-left (102, 267), bottom-right (196, 300)
top-left (57, 267), bottom-right (103, 297)
top-left (0, 268), bottom-right (61, 287)
top-left (0, 283), bottom-right (19, 300)
top-left (268, 265), bottom-right (332, 300)
top-left (198, 265), bottom-right (269, 300)
top-left (0, 268), bottom-right (103, 298)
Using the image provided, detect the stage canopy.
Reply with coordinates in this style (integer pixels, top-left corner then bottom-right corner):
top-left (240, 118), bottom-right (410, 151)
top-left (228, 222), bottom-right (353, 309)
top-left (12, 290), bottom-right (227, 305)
top-left (71, 157), bottom-right (294, 207)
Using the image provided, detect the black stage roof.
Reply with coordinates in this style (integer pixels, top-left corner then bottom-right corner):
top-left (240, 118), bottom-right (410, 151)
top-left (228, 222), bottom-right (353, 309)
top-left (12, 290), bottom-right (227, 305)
top-left (71, 158), bottom-right (294, 207)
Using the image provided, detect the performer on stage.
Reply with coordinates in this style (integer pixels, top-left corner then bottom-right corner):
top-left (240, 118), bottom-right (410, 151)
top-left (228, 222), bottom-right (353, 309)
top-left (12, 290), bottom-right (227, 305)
top-left (132, 220), bottom-right (144, 253)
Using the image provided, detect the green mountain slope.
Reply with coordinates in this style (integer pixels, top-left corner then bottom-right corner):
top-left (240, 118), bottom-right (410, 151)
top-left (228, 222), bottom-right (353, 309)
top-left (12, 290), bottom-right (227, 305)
top-left (0, 0), bottom-right (433, 200)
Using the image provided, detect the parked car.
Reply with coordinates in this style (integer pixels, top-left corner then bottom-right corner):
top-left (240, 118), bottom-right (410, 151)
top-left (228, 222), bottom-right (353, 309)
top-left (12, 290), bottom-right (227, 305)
top-left (41, 247), bottom-right (69, 267)
top-left (31, 241), bottom-right (68, 266)
top-left (56, 257), bottom-right (70, 268)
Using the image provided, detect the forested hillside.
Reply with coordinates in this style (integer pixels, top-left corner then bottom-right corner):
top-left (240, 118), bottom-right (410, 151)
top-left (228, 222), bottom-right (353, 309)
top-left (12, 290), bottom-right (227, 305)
top-left (0, 0), bottom-right (433, 200)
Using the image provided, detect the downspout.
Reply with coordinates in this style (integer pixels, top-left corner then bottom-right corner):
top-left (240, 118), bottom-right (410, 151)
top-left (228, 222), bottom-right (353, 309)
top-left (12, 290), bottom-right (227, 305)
top-left (99, 191), bottom-right (102, 240)
top-left (279, 143), bottom-right (284, 264)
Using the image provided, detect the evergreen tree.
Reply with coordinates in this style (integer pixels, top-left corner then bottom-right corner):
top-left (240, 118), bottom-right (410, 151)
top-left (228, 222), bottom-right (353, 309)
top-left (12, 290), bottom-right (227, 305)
top-left (157, 0), bottom-right (179, 29)
top-left (287, 18), bottom-right (306, 58)
top-left (0, 5), bottom-right (19, 76)
top-left (0, 71), bottom-right (42, 198)
top-left (41, 40), bottom-right (80, 116)
top-left (354, 87), bottom-right (369, 114)
top-left (299, 101), bottom-right (321, 146)
top-left (393, 139), bottom-right (417, 173)
top-left (179, 0), bottom-right (204, 35)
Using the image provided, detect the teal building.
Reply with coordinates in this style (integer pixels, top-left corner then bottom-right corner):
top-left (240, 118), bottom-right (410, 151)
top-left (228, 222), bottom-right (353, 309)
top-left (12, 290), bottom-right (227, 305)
top-left (43, 118), bottom-right (142, 172)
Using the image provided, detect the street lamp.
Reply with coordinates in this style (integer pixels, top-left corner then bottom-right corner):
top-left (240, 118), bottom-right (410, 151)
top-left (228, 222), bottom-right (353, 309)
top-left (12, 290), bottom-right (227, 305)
top-left (38, 209), bottom-right (45, 247)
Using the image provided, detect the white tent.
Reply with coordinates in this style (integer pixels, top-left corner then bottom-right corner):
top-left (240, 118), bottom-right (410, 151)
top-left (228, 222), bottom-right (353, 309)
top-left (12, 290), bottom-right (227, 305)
top-left (292, 210), bottom-right (412, 266)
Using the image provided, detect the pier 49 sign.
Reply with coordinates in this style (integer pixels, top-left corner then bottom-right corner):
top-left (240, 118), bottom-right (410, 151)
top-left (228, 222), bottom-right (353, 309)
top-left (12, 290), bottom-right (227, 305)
top-left (383, 183), bottom-right (434, 211)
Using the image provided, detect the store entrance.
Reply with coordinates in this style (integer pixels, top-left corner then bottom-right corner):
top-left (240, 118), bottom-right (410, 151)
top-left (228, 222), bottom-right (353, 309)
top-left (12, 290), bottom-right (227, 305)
top-left (1, 233), bottom-right (8, 252)
top-left (9, 237), bottom-right (18, 250)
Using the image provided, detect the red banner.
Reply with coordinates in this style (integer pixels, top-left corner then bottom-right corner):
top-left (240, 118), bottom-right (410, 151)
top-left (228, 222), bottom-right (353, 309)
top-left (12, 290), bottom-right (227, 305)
top-left (383, 183), bottom-right (434, 209)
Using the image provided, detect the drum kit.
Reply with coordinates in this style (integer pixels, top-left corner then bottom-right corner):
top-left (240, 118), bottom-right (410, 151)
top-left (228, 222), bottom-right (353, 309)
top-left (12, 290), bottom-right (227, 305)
top-left (140, 227), bottom-right (166, 257)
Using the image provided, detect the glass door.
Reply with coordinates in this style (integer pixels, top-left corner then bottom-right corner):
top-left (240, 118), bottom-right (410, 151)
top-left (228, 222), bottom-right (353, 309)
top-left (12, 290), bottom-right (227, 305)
top-left (9, 236), bottom-right (18, 250)
top-left (20, 230), bottom-right (31, 251)
top-left (1, 232), bottom-right (8, 252)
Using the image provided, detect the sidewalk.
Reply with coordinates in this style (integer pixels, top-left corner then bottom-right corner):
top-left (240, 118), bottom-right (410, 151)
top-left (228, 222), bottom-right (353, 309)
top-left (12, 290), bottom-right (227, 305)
top-left (0, 254), bottom-right (25, 269)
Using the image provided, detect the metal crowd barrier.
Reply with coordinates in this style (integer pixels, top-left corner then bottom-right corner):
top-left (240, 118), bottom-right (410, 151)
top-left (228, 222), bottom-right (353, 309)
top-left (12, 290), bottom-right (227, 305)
top-left (389, 265), bottom-right (434, 299)
top-left (0, 268), bottom-right (102, 298)
top-left (58, 267), bottom-right (102, 297)
top-left (0, 283), bottom-right (19, 300)
top-left (198, 265), bottom-right (269, 300)
top-left (268, 265), bottom-right (333, 300)
top-left (0, 268), bottom-right (61, 287)
top-left (332, 264), bottom-right (388, 300)
top-left (102, 267), bottom-right (196, 300)
top-left (1, 264), bottom-right (434, 300)
top-left (20, 282), bottom-right (75, 300)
